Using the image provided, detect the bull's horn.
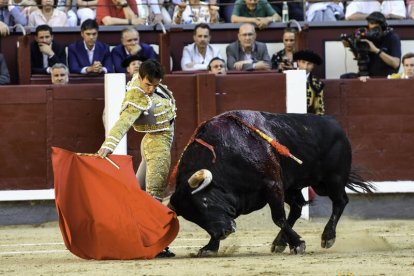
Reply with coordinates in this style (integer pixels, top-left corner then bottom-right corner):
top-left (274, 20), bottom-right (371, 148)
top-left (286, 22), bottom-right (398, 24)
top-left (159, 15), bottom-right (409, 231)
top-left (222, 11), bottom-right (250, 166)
top-left (187, 169), bottom-right (213, 195)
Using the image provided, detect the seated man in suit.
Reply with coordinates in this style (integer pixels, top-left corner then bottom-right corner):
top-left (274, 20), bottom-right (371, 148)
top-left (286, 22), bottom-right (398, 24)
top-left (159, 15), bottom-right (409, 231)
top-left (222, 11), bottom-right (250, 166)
top-left (226, 23), bottom-right (271, 71)
top-left (111, 27), bottom-right (157, 73)
top-left (68, 19), bottom-right (113, 74)
top-left (31, 25), bottom-right (67, 74)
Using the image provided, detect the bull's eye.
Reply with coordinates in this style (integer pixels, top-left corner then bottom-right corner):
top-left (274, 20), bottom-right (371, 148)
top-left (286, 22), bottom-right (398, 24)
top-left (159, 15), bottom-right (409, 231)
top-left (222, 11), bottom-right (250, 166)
top-left (202, 197), bottom-right (208, 208)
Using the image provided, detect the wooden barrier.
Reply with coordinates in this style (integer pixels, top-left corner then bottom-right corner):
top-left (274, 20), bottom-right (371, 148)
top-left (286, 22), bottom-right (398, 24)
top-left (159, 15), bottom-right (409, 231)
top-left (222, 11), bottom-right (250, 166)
top-left (0, 76), bottom-right (414, 194)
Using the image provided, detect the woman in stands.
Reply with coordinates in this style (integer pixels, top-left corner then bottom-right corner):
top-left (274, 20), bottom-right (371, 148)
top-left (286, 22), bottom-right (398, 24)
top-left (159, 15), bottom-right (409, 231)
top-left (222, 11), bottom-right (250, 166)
top-left (28, 0), bottom-right (68, 26)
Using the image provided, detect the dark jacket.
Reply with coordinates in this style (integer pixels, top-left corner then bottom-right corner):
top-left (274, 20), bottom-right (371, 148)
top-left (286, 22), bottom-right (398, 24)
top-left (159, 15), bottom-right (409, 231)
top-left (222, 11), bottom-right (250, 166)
top-left (111, 43), bottom-right (158, 73)
top-left (30, 41), bottom-right (67, 74)
top-left (0, 54), bottom-right (10, 84)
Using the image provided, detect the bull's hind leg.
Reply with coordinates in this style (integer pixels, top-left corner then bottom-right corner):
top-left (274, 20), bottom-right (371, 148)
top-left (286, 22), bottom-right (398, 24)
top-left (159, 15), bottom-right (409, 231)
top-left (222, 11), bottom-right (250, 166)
top-left (321, 190), bottom-right (349, 248)
top-left (271, 190), bottom-right (306, 253)
top-left (266, 182), bottom-right (306, 254)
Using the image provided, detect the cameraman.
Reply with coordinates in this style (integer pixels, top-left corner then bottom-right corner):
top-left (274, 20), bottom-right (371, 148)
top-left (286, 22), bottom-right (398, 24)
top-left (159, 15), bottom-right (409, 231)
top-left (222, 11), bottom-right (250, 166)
top-left (343, 12), bottom-right (401, 78)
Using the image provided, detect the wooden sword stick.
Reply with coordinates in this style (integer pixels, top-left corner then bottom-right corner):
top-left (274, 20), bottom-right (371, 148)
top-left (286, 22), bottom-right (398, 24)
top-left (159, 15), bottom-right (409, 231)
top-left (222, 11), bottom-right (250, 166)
top-left (76, 152), bottom-right (120, 170)
top-left (104, 156), bottom-right (120, 170)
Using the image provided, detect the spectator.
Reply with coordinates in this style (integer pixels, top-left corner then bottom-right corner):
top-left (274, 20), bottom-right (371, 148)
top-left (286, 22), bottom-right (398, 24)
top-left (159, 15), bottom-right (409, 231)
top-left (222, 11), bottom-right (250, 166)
top-left (388, 52), bottom-right (414, 79)
top-left (19, 0), bottom-right (39, 17)
top-left (226, 23), bottom-right (271, 71)
top-left (172, 0), bottom-right (219, 24)
top-left (135, 0), bottom-right (172, 25)
top-left (96, 0), bottom-right (145, 25)
top-left (217, 0), bottom-right (234, 22)
top-left (231, 0), bottom-right (281, 30)
top-left (29, 0), bottom-right (69, 27)
top-left (207, 56), bottom-right (226, 75)
top-left (0, 53), bottom-right (10, 84)
top-left (408, 0), bottom-right (414, 19)
top-left (306, 1), bottom-right (344, 22)
top-left (67, 19), bottom-right (113, 74)
top-left (121, 54), bottom-right (145, 77)
top-left (0, 0), bottom-right (28, 36)
top-left (271, 1), bottom-right (303, 21)
top-left (271, 27), bottom-right (296, 72)
top-left (50, 63), bottom-right (69, 84)
top-left (345, 0), bottom-right (406, 20)
top-left (293, 49), bottom-right (324, 115)
top-left (31, 24), bottom-right (66, 74)
top-left (56, 0), bottom-right (78, 26)
top-left (111, 27), bottom-right (157, 73)
top-left (342, 12), bottom-right (401, 78)
top-left (77, 0), bottom-right (97, 24)
top-left (181, 23), bottom-right (222, 71)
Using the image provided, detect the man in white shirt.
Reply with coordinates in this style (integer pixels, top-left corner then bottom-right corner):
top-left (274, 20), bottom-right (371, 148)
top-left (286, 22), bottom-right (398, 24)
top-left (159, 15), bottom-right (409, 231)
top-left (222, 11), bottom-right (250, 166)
top-left (180, 23), bottom-right (222, 71)
top-left (345, 0), bottom-right (406, 20)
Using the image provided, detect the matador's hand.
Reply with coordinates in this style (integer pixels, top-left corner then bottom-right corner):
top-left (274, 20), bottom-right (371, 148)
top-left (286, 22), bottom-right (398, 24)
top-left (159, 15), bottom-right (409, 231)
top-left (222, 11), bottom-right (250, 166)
top-left (97, 148), bottom-right (112, 158)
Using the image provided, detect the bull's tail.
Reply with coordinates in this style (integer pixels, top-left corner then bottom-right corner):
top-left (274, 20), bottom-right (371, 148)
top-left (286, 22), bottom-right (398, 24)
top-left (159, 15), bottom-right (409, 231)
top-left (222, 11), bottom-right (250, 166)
top-left (346, 169), bottom-right (376, 194)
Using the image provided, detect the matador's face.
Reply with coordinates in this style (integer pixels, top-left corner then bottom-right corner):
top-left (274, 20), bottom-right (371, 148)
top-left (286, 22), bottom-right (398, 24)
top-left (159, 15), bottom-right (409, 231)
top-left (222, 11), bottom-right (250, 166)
top-left (139, 76), bottom-right (160, 96)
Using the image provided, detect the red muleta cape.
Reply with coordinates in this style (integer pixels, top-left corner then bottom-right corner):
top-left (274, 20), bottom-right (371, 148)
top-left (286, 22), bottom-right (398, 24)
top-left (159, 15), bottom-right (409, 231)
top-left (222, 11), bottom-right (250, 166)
top-left (51, 147), bottom-right (179, 260)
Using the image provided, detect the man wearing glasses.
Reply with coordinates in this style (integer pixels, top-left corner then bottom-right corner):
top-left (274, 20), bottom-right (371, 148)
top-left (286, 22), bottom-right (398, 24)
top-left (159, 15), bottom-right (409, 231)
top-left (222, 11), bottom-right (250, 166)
top-left (226, 23), bottom-right (271, 71)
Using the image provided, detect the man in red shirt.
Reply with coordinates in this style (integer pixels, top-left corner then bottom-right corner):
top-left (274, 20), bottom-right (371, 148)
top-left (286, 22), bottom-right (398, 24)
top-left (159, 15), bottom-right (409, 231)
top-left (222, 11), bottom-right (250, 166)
top-left (96, 0), bottom-right (146, 25)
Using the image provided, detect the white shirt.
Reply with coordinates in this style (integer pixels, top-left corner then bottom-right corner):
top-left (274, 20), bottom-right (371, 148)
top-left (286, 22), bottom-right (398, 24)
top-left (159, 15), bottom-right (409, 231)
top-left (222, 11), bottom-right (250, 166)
top-left (173, 1), bottom-right (212, 24)
top-left (181, 43), bottom-right (222, 71)
top-left (135, 0), bottom-right (161, 17)
top-left (80, 41), bottom-right (108, 74)
top-left (345, 0), bottom-right (406, 19)
top-left (28, 8), bottom-right (69, 27)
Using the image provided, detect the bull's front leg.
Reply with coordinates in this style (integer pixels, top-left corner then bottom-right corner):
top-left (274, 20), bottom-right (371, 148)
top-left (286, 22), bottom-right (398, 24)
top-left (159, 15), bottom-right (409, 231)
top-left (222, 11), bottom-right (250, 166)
top-left (272, 190), bottom-right (306, 253)
top-left (266, 182), bottom-right (306, 254)
top-left (197, 237), bottom-right (220, 257)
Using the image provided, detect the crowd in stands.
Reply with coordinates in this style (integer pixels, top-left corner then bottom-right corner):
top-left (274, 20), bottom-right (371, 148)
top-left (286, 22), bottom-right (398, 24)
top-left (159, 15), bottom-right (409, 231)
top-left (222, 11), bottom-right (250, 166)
top-left (0, 0), bottom-right (414, 32)
top-left (0, 0), bottom-right (414, 85)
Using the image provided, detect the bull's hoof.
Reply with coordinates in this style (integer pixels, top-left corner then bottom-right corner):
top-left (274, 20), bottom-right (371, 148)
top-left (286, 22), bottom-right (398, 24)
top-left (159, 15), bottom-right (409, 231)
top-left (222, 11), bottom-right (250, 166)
top-left (196, 249), bottom-right (218, 257)
top-left (271, 231), bottom-right (288, 253)
top-left (289, 241), bottom-right (306, 255)
top-left (321, 237), bottom-right (336, 249)
top-left (270, 243), bottom-right (287, 253)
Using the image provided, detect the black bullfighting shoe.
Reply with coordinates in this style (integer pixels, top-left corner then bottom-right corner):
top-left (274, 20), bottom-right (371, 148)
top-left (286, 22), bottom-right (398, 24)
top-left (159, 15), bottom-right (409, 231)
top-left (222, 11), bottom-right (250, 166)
top-left (156, 247), bottom-right (175, 258)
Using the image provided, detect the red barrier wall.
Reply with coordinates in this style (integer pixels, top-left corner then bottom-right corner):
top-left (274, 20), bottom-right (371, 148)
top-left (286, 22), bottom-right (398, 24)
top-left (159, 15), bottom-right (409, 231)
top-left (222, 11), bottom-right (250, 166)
top-left (0, 76), bottom-right (413, 191)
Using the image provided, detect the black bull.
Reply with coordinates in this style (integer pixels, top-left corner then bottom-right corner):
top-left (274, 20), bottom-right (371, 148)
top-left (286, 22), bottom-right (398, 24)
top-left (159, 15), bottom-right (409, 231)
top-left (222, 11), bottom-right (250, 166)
top-left (169, 110), bottom-right (374, 256)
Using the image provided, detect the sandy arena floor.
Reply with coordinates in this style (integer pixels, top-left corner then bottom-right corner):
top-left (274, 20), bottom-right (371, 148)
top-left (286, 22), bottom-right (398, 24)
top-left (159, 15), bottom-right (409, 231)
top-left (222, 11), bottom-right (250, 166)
top-left (1, 207), bottom-right (413, 276)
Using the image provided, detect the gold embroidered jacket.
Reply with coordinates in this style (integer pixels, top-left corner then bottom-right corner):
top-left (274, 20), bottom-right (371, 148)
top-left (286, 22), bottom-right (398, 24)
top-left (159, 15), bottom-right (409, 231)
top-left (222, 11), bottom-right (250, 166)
top-left (101, 75), bottom-right (176, 152)
top-left (307, 74), bottom-right (325, 115)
